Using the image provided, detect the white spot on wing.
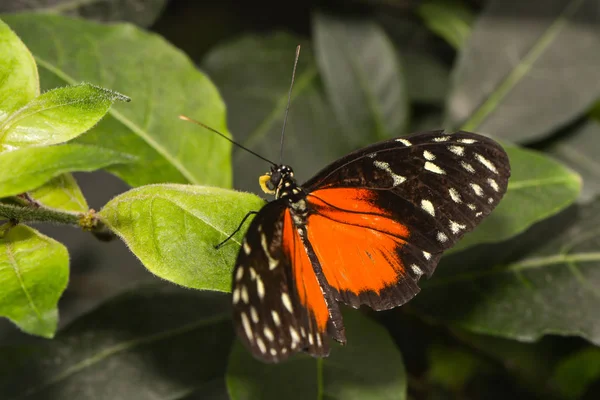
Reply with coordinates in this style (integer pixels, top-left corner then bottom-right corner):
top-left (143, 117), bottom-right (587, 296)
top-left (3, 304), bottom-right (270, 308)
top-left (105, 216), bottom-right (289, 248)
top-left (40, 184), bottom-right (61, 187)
top-left (374, 160), bottom-right (406, 186)
top-left (476, 211), bottom-right (483, 217)
top-left (488, 197), bottom-right (494, 204)
top-left (423, 150), bottom-right (436, 160)
top-left (458, 138), bottom-right (477, 144)
top-left (449, 220), bottom-right (467, 234)
top-left (488, 178), bottom-right (500, 192)
top-left (308, 333), bottom-right (314, 345)
top-left (243, 240), bottom-right (251, 254)
top-left (290, 327), bottom-right (300, 344)
top-left (411, 264), bottom-right (424, 276)
top-left (249, 268), bottom-right (256, 280)
top-left (461, 161), bottom-right (475, 173)
top-left (421, 199), bottom-right (435, 216)
top-left (270, 348), bottom-right (277, 356)
top-left (437, 231), bottom-right (448, 243)
top-left (396, 138), bottom-right (412, 146)
top-left (272, 310), bottom-right (281, 326)
top-left (282, 293), bottom-right (293, 313)
top-left (241, 286), bottom-right (249, 304)
top-left (256, 337), bottom-right (266, 353)
top-left (235, 268), bottom-right (244, 282)
top-left (467, 203), bottom-right (477, 210)
top-left (448, 145), bottom-right (465, 156)
top-left (264, 327), bottom-right (275, 341)
top-left (241, 312), bottom-right (253, 340)
top-left (233, 287), bottom-right (240, 303)
top-left (475, 153), bottom-right (498, 174)
top-left (260, 233), bottom-right (279, 270)
top-left (433, 136), bottom-right (450, 142)
top-left (425, 162), bottom-right (446, 175)
top-left (423, 251), bottom-right (432, 260)
top-left (250, 307), bottom-right (259, 323)
top-left (470, 183), bottom-right (484, 197)
top-left (256, 276), bottom-right (265, 300)
top-left (448, 188), bottom-right (462, 203)
top-left (367, 152), bottom-right (377, 158)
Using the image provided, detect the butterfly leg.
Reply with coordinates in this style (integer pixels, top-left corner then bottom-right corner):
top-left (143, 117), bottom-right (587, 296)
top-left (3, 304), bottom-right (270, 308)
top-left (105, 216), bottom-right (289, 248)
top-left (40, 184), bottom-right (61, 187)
top-left (215, 210), bottom-right (259, 249)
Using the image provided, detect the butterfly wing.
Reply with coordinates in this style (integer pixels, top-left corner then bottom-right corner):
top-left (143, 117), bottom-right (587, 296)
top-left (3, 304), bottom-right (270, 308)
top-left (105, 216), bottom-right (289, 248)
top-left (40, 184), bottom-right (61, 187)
top-left (302, 130), bottom-right (510, 310)
top-left (231, 200), bottom-right (341, 363)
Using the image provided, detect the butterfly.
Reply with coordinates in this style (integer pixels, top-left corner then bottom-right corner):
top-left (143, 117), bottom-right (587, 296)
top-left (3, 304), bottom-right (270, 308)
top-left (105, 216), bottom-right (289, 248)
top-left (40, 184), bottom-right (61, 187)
top-left (230, 129), bottom-right (510, 363)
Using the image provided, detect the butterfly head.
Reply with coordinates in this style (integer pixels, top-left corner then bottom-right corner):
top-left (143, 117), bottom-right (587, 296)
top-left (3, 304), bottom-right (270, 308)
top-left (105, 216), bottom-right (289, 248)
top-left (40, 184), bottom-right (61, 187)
top-left (259, 164), bottom-right (297, 198)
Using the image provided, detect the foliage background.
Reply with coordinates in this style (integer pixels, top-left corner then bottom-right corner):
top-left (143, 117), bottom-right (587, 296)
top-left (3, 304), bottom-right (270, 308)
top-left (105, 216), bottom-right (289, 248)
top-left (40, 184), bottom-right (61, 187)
top-left (0, 0), bottom-right (599, 399)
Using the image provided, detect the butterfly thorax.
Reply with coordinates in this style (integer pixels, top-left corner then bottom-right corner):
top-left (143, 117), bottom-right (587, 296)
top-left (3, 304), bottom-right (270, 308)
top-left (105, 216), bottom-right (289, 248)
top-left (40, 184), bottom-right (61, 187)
top-left (259, 164), bottom-right (308, 218)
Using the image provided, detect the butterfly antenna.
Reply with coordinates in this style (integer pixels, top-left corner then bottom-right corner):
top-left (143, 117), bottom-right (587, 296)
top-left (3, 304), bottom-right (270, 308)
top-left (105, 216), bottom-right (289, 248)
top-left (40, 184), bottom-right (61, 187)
top-left (279, 45), bottom-right (301, 164)
top-left (179, 115), bottom-right (276, 166)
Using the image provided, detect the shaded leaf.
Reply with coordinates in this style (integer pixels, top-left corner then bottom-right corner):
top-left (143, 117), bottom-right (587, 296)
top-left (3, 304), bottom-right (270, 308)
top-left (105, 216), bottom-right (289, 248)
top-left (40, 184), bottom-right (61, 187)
top-left (0, 0), bottom-right (168, 27)
top-left (0, 83), bottom-right (129, 151)
top-left (452, 144), bottom-right (581, 252)
top-left (227, 310), bottom-right (406, 400)
top-left (0, 144), bottom-right (134, 198)
top-left (4, 13), bottom-right (231, 188)
top-left (415, 199), bottom-right (600, 345)
top-left (553, 347), bottom-right (600, 399)
top-left (99, 184), bottom-right (266, 292)
top-left (417, 0), bottom-right (475, 49)
top-left (444, 0), bottom-right (600, 142)
top-left (29, 174), bottom-right (88, 212)
top-left (202, 33), bottom-right (344, 192)
top-left (427, 343), bottom-right (492, 392)
top-left (547, 120), bottom-right (600, 203)
top-left (0, 283), bottom-right (234, 400)
top-left (313, 12), bottom-right (408, 144)
top-left (0, 225), bottom-right (68, 338)
top-left (0, 17), bottom-right (38, 120)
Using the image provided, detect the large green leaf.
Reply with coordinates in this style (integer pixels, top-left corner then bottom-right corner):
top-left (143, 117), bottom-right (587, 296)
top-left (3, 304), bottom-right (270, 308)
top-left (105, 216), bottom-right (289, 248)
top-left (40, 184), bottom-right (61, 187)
top-left (417, 0), bottom-right (474, 49)
top-left (313, 12), bottom-right (408, 144)
top-left (0, 83), bottom-right (129, 150)
top-left (0, 284), bottom-right (233, 400)
top-left (4, 13), bottom-right (232, 188)
top-left (0, 225), bottom-right (68, 338)
top-left (28, 174), bottom-right (88, 212)
top-left (202, 33), bottom-right (344, 192)
top-left (0, 18), bottom-right (38, 121)
top-left (414, 199), bottom-right (600, 345)
top-left (0, 0), bottom-right (168, 27)
top-left (99, 184), bottom-right (266, 292)
top-left (0, 144), bottom-right (134, 198)
top-left (553, 347), bottom-right (600, 399)
top-left (451, 144), bottom-right (581, 252)
top-left (444, 0), bottom-right (600, 142)
top-left (227, 311), bottom-right (406, 400)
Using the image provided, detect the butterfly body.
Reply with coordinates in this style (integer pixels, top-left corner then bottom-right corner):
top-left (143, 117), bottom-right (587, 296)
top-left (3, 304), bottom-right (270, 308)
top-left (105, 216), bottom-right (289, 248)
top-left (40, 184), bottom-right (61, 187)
top-left (231, 130), bottom-right (510, 363)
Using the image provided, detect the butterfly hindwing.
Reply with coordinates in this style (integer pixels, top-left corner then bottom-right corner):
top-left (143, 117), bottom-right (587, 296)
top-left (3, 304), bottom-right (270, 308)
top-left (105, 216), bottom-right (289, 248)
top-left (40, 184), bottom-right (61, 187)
top-left (302, 130), bottom-right (510, 310)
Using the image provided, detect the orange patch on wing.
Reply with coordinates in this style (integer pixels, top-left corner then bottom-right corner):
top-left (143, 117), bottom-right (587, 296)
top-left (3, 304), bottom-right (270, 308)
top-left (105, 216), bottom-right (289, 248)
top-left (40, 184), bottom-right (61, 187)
top-left (307, 188), bottom-right (409, 295)
top-left (282, 210), bottom-right (329, 331)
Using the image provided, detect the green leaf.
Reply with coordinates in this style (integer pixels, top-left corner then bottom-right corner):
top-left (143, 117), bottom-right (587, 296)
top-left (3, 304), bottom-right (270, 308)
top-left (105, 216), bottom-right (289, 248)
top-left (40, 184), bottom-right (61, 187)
top-left (553, 347), bottom-right (600, 399)
top-left (0, 0), bottom-right (168, 27)
top-left (0, 225), bottom-right (68, 338)
top-left (4, 13), bottom-right (231, 188)
top-left (28, 174), bottom-right (88, 212)
top-left (427, 343), bottom-right (491, 392)
top-left (313, 12), bottom-right (408, 144)
top-left (227, 311), bottom-right (406, 400)
top-left (0, 144), bottom-right (134, 198)
top-left (417, 0), bottom-right (474, 49)
top-left (202, 33), bottom-right (344, 192)
top-left (414, 199), bottom-right (600, 345)
top-left (0, 83), bottom-right (129, 151)
top-left (547, 120), bottom-right (600, 203)
top-left (452, 144), bottom-right (581, 252)
top-left (0, 18), bottom-right (39, 121)
top-left (99, 184), bottom-right (266, 292)
top-left (0, 283), bottom-right (233, 400)
top-left (444, 0), bottom-right (600, 142)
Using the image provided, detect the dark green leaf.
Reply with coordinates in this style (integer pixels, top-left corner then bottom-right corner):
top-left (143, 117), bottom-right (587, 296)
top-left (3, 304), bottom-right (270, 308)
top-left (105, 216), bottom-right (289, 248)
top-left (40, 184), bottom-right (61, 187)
top-left (427, 343), bottom-right (491, 392)
top-left (445, 0), bottom-right (600, 142)
top-left (0, 283), bottom-right (233, 400)
top-left (4, 14), bottom-right (232, 188)
top-left (28, 174), bottom-right (88, 212)
top-left (0, 225), bottom-right (68, 338)
top-left (227, 310), bottom-right (406, 400)
top-left (415, 199), bottom-right (600, 345)
top-left (0, 0), bottom-right (168, 27)
top-left (0, 144), bottom-right (134, 198)
top-left (99, 184), bottom-right (266, 292)
top-left (0, 83), bottom-right (129, 150)
top-left (553, 347), bottom-right (600, 399)
top-left (313, 12), bottom-right (408, 144)
top-left (0, 18), bottom-right (38, 119)
top-left (452, 144), bottom-right (581, 252)
top-left (202, 33), bottom-right (344, 192)
top-left (417, 0), bottom-right (474, 49)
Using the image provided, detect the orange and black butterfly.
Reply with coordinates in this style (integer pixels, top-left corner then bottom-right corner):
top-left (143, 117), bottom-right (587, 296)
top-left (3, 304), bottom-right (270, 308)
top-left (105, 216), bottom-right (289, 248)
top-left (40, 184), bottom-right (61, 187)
top-left (185, 46), bottom-right (510, 363)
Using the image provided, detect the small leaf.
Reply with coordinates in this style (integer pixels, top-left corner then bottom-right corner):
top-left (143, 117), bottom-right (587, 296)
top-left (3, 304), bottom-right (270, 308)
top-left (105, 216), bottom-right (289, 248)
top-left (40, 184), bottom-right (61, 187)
top-left (414, 199), bottom-right (600, 345)
top-left (99, 184), bottom-right (266, 292)
top-left (0, 83), bottom-right (129, 150)
top-left (313, 12), bottom-right (408, 144)
top-left (0, 225), bottom-right (68, 338)
top-left (0, 18), bottom-right (39, 121)
top-left (0, 0), bottom-right (168, 27)
top-left (417, 0), bottom-right (475, 49)
top-left (0, 283), bottom-right (233, 399)
top-left (29, 174), bottom-right (88, 212)
top-left (0, 144), bottom-right (134, 198)
top-left (553, 347), bottom-right (600, 399)
top-left (202, 33), bottom-right (344, 193)
top-left (4, 14), bottom-right (232, 188)
top-left (547, 120), bottom-right (600, 203)
top-left (427, 343), bottom-right (491, 391)
top-left (452, 144), bottom-right (581, 252)
top-left (227, 311), bottom-right (406, 400)
top-left (445, 0), bottom-right (600, 142)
